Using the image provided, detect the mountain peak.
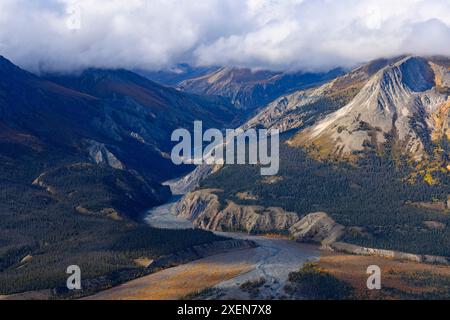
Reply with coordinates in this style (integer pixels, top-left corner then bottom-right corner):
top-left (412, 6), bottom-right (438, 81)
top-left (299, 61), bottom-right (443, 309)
top-left (0, 55), bottom-right (40, 84)
top-left (0, 55), bottom-right (10, 63)
top-left (0, 55), bottom-right (18, 71)
top-left (44, 67), bottom-right (169, 101)
top-left (288, 56), bottom-right (449, 161)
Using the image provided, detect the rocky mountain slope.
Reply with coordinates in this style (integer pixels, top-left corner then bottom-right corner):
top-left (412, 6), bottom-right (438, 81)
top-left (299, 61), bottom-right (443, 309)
top-left (2, 56), bottom-right (239, 182)
top-left (174, 188), bottom-right (298, 233)
top-left (136, 64), bottom-right (221, 86)
top-left (164, 55), bottom-right (450, 265)
top-left (176, 66), bottom-right (343, 110)
top-left (0, 55), bottom-right (237, 295)
top-left (45, 67), bottom-right (239, 180)
top-left (0, 54), bottom-right (179, 216)
top-left (174, 188), bottom-right (346, 246)
top-left (288, 56), bottom-right (450, 163)
top-left (243, 56), bottom-right (405, 132)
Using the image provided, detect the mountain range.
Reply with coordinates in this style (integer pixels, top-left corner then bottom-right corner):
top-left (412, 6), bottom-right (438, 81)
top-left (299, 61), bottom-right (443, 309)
top-left (1, 53), bottom-right (449, 297)
top-left (143, 64), bottom-right (343, 111)
top-left (0, 56), bottom-right (239, 294)
top-left (239, 56), bottom-right (450, 182)
top-left (176, 55), bottom-right (450, 262)
top-left (289, 56), bottom-right (450, 164)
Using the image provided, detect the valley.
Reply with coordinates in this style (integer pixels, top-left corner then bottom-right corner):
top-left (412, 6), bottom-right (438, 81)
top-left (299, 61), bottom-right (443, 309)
top-left (86, 167), bottom-right (450, 300)
top-left (0, 56), bottom-right (241, 296)
top-left (86, 177), bottom-right (320, 300)
top-left (193, 56), bottom-right (450, 258)
top-left (0, 53), bottom-right (449, 300)
top-left (199, 141), bottom-right (449, 257)
top-left (3, 0), bottom-right (450, 303)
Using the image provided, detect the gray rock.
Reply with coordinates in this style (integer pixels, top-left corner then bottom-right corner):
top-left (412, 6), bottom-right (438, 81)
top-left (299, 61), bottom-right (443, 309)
top-left (166, 164), bottom-right (217, 195)
top-left (289, 212), bottom-right (344, 246)
top-left (289, 56), bottom-right (449, 161)
top-left (85, 139), bottom-right (124, 170)
top-left (175, 189), bottom-right (299, 233)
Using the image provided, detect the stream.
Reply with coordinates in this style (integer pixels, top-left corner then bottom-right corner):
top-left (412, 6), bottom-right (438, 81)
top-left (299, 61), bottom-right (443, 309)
top-left (144, 175), bottom-right (320, 299)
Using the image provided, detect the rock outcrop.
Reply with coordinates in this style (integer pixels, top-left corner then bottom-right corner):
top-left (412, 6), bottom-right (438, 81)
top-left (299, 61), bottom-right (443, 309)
top-left (175, 190), bottom-right (347, 242)
top-left (166, 165), bottom-right (219, 195)
top-left (289, 212), bottom-right (344, 246)
top-left (174, 189), bottom-right (299, 233)
top-left (174, 188), bottom-right (222, 220)
top-left (85, 139), bottom-right (124, 170)
top-left (423, 220), bottom-right (446, 230)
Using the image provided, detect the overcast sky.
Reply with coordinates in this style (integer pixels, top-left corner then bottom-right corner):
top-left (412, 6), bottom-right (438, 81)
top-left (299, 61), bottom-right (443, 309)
top-left (1, 0), bottom-right (450, 73)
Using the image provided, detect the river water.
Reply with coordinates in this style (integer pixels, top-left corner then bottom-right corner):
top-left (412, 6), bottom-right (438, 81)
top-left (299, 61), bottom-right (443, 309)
top-left (144, 176), bottom-right (320, 299)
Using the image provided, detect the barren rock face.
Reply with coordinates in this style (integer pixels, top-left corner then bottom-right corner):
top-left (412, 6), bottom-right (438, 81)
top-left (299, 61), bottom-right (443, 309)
top-left (85, 139), bottom-right (124, 170)
top-left (174, 189), bottom-right (299, 233)
top-left (175, 191), bottom-right (348, 240)
top-left (289, 212), bottom-right (344, 246)
top-left (166, 165), bottom-right (218, 195)
top-left (174, 189), bottom-right (223, 222)
top-left (243, 57), bottom-right (397, 133)
top-left (241, 56), bottom-right (449, 163)
top-left (178, 66), bottom-right (341, 110)
top-left (289, 56), bottom-right (449, 161)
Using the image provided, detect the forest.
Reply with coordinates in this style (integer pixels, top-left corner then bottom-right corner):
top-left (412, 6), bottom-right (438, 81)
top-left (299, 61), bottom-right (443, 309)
top-left (0, 142), bottom-right (224, 295)
top-left (201, 136), bottom-right (450, 256)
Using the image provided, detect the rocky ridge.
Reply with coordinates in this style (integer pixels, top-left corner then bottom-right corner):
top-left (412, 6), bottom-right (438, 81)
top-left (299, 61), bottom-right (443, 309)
top-left (174, 189), bottom-right (299, 233)
top-left (174, 189), bottom-right (344, 244)
top-left (289, 56), bottom-right (450, 161)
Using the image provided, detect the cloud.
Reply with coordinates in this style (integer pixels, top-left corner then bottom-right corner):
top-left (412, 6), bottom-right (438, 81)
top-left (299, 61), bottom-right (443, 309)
top-left (0, 0), bottom-right (450, 73)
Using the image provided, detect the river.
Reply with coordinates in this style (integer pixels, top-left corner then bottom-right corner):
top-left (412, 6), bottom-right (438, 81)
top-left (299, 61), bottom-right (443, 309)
top-left (143, 176), bottom-right (320, 299)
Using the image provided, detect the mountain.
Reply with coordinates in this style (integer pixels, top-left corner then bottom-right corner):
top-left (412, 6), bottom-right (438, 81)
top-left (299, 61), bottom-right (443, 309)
top-left (0, 54), bottom-right (242, 221)
top-left (243, 56), bottom-right (403, 132)
top-left (241, 56), bottom-right (450, 168)
top-left (288, 56), bottom-right (450, 164)
top-left (0, 56), bottom-right (232, 295)
top-left (44, 68), bottom-right (239, 180)
top-left (174, 66), bottom-right (343, 110)
top-left (187, 56), bottom-right (450, 261)
top-left (136, 64), bottom-right (221, 86)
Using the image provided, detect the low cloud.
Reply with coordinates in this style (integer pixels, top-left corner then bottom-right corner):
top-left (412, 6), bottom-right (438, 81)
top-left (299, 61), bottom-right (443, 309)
top-left (1, 0), bottom-right (450, 73)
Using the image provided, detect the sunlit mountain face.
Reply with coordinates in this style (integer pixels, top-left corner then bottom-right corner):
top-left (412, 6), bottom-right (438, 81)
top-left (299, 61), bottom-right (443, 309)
top-left (1, 0), bottom-right (450, 303)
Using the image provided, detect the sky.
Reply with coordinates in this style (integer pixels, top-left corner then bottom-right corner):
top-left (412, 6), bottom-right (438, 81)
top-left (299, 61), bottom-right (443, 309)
top-left (1, 0), bottom-right (450, 73)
